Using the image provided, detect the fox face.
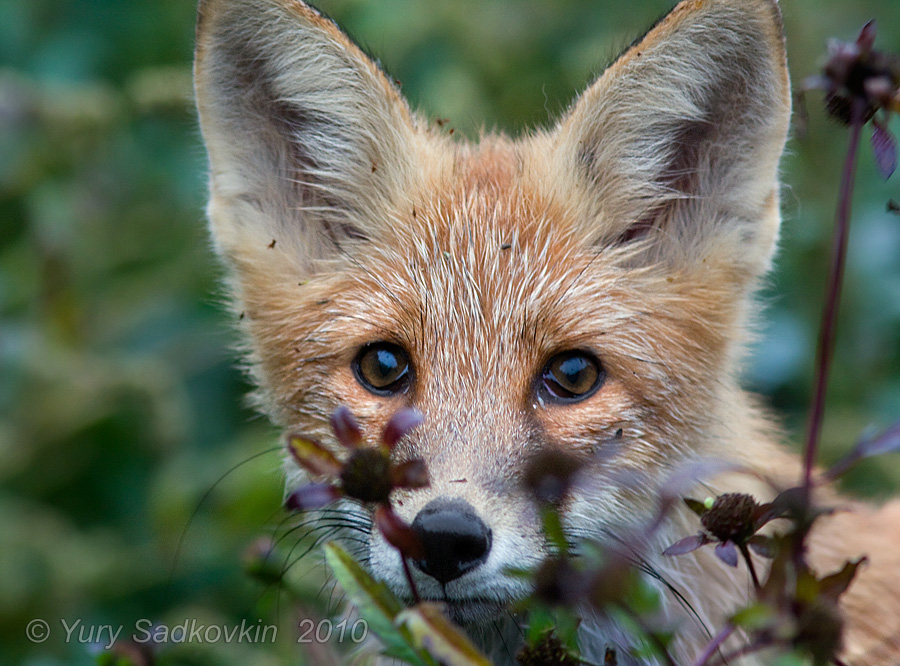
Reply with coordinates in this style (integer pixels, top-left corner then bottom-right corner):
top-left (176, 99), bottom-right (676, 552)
top-left (195, 0), bottom-right (796, 660)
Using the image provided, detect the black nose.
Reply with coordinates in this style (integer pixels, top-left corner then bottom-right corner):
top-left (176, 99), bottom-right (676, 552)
top-left (410, 498), bottom-right (492, 585)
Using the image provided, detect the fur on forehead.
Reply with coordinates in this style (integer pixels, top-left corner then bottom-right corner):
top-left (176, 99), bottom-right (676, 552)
top-left (196, 0), bottom-right (789, 291)
top-left (195, 0), bottom-right (791, 429)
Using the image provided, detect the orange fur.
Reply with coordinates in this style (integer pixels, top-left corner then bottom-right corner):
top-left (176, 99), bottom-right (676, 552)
top-left (194, 0), bottom-right (900, 663)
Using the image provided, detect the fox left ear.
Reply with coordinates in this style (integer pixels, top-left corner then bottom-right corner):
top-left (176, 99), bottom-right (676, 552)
top-left (194, 0), bottom-right (418, 275)
top-left (551, 0), bottom-right (791, 283)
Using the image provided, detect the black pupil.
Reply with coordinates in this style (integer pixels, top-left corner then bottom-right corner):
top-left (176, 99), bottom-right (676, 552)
top-left (555, 355), bottom-right (591, 391)
top-left (371, 349), bottom-right (401, 384)
top-left (553, 356), bottom-right (594, 395)
top-left (358, 344), bottom-right (409, 392)
top-left (543, 352), bottom-right (601, 401)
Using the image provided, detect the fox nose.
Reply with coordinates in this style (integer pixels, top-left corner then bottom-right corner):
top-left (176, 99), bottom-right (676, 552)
top-left (410, 498), bottom-right (492, 585)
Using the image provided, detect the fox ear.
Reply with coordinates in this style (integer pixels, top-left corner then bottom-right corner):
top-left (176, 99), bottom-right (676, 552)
top-left (551, 0), bottom-right (791, 282)
top-left (194, 0), bottom-right (417, 271)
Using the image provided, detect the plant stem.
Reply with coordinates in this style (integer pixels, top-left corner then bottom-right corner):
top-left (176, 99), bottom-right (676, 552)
top-left (692, 623), bottom-right (735, 666)
top-left (738, 543), bottom-right (761, 592)
top-left (802, 97), bottom-right (866, 499)
top-left (401, 555), bottom-right (421, 604)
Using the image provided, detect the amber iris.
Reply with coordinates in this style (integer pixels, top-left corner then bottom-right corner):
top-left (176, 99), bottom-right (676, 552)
top-left (354, 342), bottom-right (411, 395)
top-left (541, 351), bottom-right (604, 402)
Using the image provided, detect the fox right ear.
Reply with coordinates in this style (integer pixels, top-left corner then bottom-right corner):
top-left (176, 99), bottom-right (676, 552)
top-left (194, 0), bottom-right (418, 273)
top-left (550, 0), bottom-right (791, 285)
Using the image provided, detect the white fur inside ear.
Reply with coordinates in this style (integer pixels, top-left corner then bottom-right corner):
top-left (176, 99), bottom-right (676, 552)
top-left (195, 0), bottom-right (419, 272)
top-left (550, 0), bottom-right (791, 282)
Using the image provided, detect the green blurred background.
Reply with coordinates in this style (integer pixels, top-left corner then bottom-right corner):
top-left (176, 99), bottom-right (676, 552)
top-left (1, 0), bottom-right (898, 664)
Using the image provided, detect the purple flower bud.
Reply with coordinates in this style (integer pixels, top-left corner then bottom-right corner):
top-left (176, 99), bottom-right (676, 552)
top-left (871, 119), bottom-right (898, 180)
top-left (700, 493), bottom-right (759, 543)
top-left (714, 541), bottom-right (739, 568)
top-left (285, 482), bottom-right (341, 511)
top-left (662, 534), bottom-right (710, 557)
top-left (375, 504), bottom-right (425, 560)
top-left (381, 408), bottom-right (424, 450)
top-left (390, 459), bottom-right (431, 489)
top-left (331, 405), bottom-right (363, 448)
top-left (856, 20), bottom-right (877, 53)
top-left (287, 434), bottom-right (342, 477)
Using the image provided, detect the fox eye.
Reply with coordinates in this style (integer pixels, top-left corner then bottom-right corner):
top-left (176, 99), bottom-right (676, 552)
top-left (353, 342), bottom-right (411, 395)
top-left (540, 351), bottom-right (604, 403)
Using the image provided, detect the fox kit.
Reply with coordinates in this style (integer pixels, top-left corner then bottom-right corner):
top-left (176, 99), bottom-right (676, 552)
top-left (194, 0), bottom-right (900, 663)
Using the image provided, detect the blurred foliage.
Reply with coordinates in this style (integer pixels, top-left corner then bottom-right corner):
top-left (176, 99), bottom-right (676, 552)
top-left (1, 0), bottom-right (898, 664)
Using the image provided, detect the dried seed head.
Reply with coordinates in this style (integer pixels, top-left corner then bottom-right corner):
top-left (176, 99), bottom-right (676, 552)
top-left (340, 448), bottom-right (393, 503)
top-left (700, 493), bottom-right (759, 543)
top-left (824, 90), bottom-right (877, 126)
top-left (819, 22), bottom-right (900, 126)
top-left (516, 629), bottom-right (582, 666)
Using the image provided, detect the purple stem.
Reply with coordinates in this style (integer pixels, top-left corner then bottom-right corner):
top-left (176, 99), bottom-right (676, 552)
top-left (401, 555), bottom-right (421, 604)
top-left (802, 97), bottom-right (866, 499)
top-left (738, 543), bottom-right (761, 592)
top-left (692, 623), bottom-right (736, 666)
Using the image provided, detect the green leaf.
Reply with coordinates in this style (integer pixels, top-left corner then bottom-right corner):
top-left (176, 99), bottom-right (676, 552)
top-left (522, 605), bottom-right (582, 651)
top-left (795, 567), bottom-right (822, 605)
top-left (324, 542), bottom-right (432, 666)
top-left (818, 557), bottom-right (868, 602)
top-left (541, 505), bottom-right (569, 555)
top-left (503, 565), bottom-right (533, 579)
top-left (731, 602), bottom-right (776, 631)
top-left (826, 420), bottom-right (900, 480)
top-left (609, 606), bottom-right (672, 661)
top-left (771, 651), bottom-right (812, 666)
top-left (552, 609), bottom-right (582, 651)
top-left (287, 434), bottom-right (342, 477)
top-left (622, 576), bottom-right (662, 616)
top-left (524, 605), bottom-right (556, 644)
top-left (396, 602), bottom-right (492, 666)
